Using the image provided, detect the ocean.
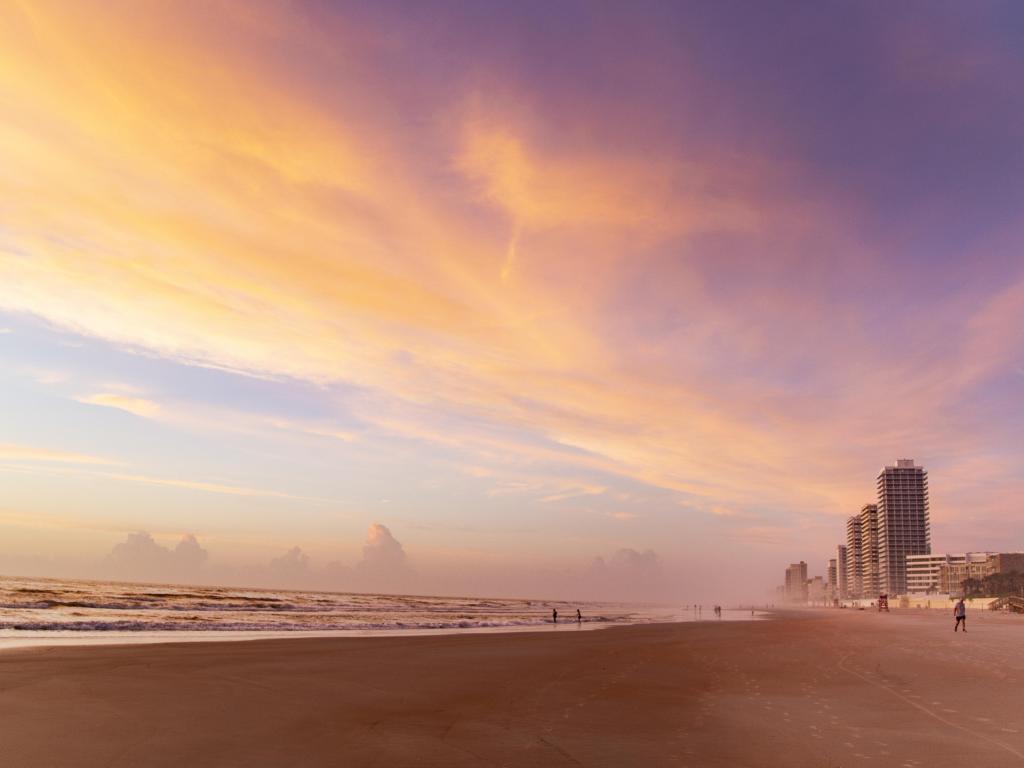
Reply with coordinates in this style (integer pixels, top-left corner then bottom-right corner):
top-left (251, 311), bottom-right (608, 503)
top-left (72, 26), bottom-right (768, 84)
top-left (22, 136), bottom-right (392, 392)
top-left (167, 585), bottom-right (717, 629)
top-left (0, 574), bottom-right (754, 649)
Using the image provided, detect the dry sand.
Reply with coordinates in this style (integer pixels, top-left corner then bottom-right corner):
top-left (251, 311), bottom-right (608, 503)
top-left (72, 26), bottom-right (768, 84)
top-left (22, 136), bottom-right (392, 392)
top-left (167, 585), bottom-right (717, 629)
top-left (1, 609), bottom-right (1022, 767)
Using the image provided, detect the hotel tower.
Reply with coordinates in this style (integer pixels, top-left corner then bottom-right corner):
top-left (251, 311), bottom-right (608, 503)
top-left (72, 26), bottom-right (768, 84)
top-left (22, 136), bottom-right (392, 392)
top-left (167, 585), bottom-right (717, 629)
top-left (859, 503), bottom-right (880, 597)
top-left (845, 517), bottom-right (863, 599)
top-left (876, 459), bottom-right (931, 595)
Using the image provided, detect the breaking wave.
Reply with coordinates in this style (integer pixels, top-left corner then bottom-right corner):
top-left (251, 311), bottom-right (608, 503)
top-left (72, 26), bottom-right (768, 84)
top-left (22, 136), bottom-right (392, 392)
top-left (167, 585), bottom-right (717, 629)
top-left (0, 575), bottom-right (662, 644)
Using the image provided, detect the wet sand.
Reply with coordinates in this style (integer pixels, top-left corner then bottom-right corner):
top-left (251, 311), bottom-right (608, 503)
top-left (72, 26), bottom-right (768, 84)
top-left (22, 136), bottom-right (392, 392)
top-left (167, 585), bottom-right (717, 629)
top-left (1, 609), bottom-right (1022, 767)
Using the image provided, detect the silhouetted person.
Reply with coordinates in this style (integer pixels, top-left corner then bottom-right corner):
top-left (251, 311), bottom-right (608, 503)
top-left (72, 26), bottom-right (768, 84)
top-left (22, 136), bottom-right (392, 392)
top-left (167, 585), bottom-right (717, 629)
top-left (552, 608), bottom-right (558, 624)
top-left (576, 608), bottom-right (582, 623)
top-left (954, 598), bottom-right (966, 632)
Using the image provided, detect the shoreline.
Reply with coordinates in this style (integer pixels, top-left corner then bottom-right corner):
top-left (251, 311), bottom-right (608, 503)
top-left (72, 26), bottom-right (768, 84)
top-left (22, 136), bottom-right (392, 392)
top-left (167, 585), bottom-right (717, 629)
top-left (0, 611), bottom-right (768, 653)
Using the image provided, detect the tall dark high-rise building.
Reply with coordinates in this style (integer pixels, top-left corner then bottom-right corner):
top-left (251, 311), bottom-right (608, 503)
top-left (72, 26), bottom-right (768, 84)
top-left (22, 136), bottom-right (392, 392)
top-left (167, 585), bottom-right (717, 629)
top-left (877, 459), bottom-right (930, 595)
top-left (845, 517), bottom-right (863, 598)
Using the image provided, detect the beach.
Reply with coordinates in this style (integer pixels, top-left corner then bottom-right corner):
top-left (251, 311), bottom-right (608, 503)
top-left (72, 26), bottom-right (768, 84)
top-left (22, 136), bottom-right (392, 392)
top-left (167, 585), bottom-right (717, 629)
top-left (2, 609), bottom-right (1022, 767)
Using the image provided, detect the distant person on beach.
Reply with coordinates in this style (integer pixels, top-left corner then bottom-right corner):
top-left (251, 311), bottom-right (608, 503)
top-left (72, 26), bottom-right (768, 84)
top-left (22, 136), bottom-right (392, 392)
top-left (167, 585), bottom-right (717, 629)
top-left (552, 608), bottom-right (558, 624)
top-left (954, 598), bottom-right (967, 632)
top-left (576, 608), bottom-right (582, 623)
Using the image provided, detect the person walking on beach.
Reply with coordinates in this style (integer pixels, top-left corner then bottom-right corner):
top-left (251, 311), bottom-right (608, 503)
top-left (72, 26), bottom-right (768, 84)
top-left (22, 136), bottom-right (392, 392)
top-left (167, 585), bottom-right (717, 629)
top-left (552, 607), bottom-right (558, 624)
top-left (954, 598), bottom-right (967, 632)
top-left (576, 608), bottom-right (582, 624)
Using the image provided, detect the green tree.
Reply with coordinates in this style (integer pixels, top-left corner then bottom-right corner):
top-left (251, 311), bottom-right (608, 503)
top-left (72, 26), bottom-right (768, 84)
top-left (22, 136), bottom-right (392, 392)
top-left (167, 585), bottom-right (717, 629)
top-left (963, 571), bottom-right (1024, 597)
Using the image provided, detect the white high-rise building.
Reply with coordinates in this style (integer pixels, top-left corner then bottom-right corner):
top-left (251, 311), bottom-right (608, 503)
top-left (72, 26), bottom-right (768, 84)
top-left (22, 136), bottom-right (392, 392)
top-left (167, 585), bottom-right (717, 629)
top-left (845, 517), bottom-right (863, 598)
top-left (836, 544), bottom-right (848, 599)
top-left (860, 503), bottom-right (880, 597)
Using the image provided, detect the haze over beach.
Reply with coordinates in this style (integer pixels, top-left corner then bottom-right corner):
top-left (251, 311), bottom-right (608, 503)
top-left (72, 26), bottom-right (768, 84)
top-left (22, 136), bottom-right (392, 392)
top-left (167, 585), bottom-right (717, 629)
top-left (3, 2), bottom-right (1024, 765)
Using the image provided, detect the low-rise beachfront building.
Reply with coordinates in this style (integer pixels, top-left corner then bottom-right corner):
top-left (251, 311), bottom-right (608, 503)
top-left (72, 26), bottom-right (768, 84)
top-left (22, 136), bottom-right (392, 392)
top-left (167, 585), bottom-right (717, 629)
top-left (938, 552), bottom-right (1024, 595)
top-left (991, 553), bottom-right (1024, 575)
top-left (906, 553), bottom-right (968, 595)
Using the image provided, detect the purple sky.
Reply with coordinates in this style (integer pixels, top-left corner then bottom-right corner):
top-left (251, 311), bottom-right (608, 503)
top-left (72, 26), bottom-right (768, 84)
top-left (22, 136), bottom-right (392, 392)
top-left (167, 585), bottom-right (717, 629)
top-left (1, 1), bottom-right (1023, 600)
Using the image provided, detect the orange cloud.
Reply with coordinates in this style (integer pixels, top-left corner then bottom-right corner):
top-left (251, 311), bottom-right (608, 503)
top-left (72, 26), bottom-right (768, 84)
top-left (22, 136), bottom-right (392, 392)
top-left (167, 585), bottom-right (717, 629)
top-left (0, 4), bottom-right (872, 519)
top-left (1, 0), bottom-right (1016, 547)
top-left (458, 118), bottom-right (763, 236)
top-left (0, 443), bottom-right (116, 465)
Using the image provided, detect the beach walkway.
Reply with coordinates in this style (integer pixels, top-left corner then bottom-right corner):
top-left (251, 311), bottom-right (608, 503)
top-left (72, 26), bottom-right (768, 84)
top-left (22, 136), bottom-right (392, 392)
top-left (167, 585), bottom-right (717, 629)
top-left (1, 610), bottom-right (1022, 766)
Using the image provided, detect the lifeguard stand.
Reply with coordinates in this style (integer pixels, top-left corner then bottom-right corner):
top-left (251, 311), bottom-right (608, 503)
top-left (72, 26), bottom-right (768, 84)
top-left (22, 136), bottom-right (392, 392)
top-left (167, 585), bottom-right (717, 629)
top-left (878, 593), bottom-right (889, 612)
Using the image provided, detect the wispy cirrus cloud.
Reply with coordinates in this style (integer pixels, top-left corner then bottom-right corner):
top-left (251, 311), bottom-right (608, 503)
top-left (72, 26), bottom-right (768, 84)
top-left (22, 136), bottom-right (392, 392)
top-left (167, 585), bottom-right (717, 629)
top-left (100, 471), bottom-right (329, 502)
top-left (0, 456), bottom-right (333, 504)
top-left (0, 443), bottom-right (116, 466)
top-left (18, 366), bottom-right (69, 386)
top-left (75, 393), bottom-right (163, 419)
top-left (71, 386), bottom-right (359, 445)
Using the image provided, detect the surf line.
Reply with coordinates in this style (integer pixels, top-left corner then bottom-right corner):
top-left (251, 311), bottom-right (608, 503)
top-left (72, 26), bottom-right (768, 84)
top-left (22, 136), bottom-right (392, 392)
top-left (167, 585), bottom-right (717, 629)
top-left (837, 652), bottom-right (1024, 762)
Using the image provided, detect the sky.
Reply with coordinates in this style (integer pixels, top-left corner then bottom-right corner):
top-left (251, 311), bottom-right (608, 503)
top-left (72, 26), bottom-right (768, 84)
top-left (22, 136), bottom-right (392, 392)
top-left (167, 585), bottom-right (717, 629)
top-left (2, 1), bottom-right (1024, 602)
